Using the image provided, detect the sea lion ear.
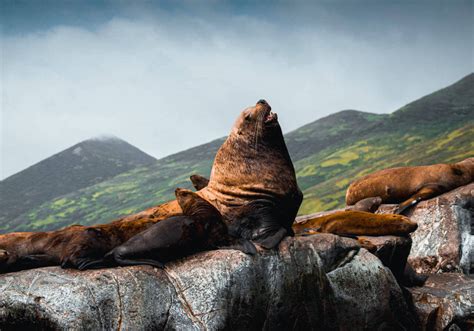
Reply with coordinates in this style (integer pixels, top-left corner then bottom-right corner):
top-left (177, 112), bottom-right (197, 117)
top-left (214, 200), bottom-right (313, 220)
top-left (190, 174), bottom-right (210, 190)
top-left (175, 188), bottom-right (195, 209)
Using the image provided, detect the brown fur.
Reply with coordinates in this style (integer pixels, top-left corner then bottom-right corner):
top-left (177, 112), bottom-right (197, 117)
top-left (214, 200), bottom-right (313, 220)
top-left (0, 200), bottom-right (182, 271)
top-left (346, 158), bottom-right (474, 213)
top-left (292, 210), bottom-right (418, 237)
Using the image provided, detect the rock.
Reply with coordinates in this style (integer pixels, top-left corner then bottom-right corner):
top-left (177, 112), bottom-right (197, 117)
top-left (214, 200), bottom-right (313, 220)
top-left (0, 234), bottom-right (415, 330)
top-left (377, 183), bottom-right (474, 274)
top-left (355, 235), bottom-right (412, 282)
top-left (408, 273), bottom-right (474, 330)
top-left (295, 214), bottom-right (414, 282)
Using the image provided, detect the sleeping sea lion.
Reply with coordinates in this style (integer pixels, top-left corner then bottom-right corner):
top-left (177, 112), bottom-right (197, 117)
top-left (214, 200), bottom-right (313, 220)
top-left (345, 158), bottom-right (474, 214)
top-left (77, 188), bottom-right (256, 270)
top-left (292, 210), bottom-right (418, 237)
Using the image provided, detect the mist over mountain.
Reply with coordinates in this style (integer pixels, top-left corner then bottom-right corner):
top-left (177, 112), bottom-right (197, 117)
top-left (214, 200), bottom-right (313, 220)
top-left (0, 73), bottom-right (472, 232)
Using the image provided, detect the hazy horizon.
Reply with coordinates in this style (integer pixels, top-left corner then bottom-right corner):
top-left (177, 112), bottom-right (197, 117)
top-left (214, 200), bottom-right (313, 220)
top-left (1, 0), bottom-right (473, 179)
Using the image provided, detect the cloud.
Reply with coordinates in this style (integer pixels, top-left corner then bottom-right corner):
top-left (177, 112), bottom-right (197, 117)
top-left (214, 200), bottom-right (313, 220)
top-left (1, 3), bottom-right (472, 178)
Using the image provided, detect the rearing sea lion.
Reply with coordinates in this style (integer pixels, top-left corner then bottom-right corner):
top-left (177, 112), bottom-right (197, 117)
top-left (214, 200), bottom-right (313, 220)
top-left (196, 99), bottom-right (303, 248)
top-left (345, 158), bottom-right (474, 214)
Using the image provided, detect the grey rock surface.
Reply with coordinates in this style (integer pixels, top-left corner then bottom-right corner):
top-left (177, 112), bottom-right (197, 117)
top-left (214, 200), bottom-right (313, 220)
top-left (408, 273), bottom-right (474, 331)
top-left (0, 234), bottom-right (415, 330)
top-left (378, 183), bottom-right (474, 274)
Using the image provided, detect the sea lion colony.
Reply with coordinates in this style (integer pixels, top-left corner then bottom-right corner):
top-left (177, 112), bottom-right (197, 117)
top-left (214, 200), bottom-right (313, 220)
top-left (0, 100), bottom-right (471, 273)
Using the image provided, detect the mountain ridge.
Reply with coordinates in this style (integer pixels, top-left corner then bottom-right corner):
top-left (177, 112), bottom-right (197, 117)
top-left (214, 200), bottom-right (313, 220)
top-left (0, 136), bottom-right (157, 226)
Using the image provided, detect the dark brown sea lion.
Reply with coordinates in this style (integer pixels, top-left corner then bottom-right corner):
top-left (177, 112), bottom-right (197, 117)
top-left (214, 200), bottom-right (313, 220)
top-left (190, 174), bottom-right (210, 191)
top-left (0, 100), bottom-right (302, 271)
top-left (100, 188), bottom-right (256, 270)
top-left (346, 158), bottom-right (474, 214)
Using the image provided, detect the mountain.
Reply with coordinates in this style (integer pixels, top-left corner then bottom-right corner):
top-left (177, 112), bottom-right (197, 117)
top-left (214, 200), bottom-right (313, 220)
top-left (1, 73), bottom-right (473, 232)
top-left (0, 136), bottom-right (156, 227)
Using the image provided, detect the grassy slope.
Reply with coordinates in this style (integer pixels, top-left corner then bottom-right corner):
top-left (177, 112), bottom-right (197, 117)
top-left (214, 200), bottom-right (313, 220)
top-left (2, 74), bottom-right (473, 232)
top-left (0, 137), bottom-right (156, 226)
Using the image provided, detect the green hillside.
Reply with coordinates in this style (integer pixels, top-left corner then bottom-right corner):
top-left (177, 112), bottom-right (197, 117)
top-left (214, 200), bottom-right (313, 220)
top-left (2, 74), bottom-right (473, 232)
top-left (0, 136), bottom-right (156, 228)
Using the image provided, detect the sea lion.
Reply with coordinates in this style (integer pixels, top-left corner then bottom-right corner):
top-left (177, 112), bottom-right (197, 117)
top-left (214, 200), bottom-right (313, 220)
top-left (346, 158), bottom-right (474, 214)
top-left (196, 99), bottom-right (303, 248)
top-left (292, 210), bottom-right (418, 237)
top-left (99, 188), bottom-right (256, 270)
top-left (345, 196), bottom-right (382, 213)
top-left (190, 174), bottom-right (210, 191)
top-left (0, 100), bottom-right (302, 271)
top-left (0, 200), bottom-right (182, 272)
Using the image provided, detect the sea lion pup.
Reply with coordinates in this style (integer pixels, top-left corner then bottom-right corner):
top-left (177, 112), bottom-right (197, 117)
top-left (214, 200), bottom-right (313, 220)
top-left (292, 210), bottom-right (418, 237)
top-left (190, 174), bottom-right (210, 191)
top-left (93, 188), bottom-right (256, 270)
top-left (346, 157), bottom-right (474, 214)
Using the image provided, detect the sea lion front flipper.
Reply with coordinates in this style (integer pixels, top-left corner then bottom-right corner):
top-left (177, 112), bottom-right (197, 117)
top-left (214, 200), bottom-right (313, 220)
top-left (189, 174), bottom-right (210, 191)
top-left (218, 237), bottom-right (257, 255)
top-left (254, 227), bottom-right (287, 249)
top-left (395, 184), bottom-right (444, 214)
top-left (76, 258), bottom-right (115, 270)
top-left (105, 247), bottom-right (165, 268)
top-left (17, 254), bottom-right (57, 268)
top-left (113, 257), bottom-right (165, 269)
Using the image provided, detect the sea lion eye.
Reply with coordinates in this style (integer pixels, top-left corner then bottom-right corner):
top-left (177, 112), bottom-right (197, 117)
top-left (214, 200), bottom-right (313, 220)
top-left (244, 113), bottom-right (251, 121)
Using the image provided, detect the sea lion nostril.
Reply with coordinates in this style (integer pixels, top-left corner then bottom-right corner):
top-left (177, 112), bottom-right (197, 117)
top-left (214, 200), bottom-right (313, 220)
top-left (257, 99), bottom-right (268, 105)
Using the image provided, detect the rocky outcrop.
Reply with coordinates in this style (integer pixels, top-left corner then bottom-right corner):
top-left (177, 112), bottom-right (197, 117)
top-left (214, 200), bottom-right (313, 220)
top-left (408, 273), bottom-right (474, 330)
top-left (0, 234), bottom-right (416, 330)
top-left (1, 184), bottom-right (472, 329)
top-left (355, 235), bottom-right (412, 282)
top-left (378, 183), bottom-right (474, 274)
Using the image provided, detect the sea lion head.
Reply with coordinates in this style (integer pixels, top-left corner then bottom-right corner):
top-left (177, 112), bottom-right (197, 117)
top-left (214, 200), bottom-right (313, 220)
top-left (230, 99), bottom-right (282, 146)
top-left (0, 249), bottom-right (9, 263)
top-left (175, 188), bottom-right (221, 220)
top-left (456, 157), bottom-right (474, 180)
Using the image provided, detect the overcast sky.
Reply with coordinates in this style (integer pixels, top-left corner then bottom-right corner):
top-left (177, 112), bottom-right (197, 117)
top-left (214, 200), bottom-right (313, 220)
top-left (1, 0), bottom-right (472, 179)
